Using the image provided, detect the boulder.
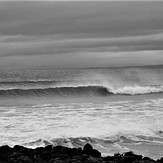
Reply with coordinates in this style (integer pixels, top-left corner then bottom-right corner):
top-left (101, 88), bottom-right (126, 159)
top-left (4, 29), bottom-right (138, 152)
top-left (82, 143), bottom-right (101, 158)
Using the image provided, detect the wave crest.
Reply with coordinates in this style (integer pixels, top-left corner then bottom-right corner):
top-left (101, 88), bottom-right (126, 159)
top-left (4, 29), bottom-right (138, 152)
top-left (109, 85), bottom-right (163, 95)
top-left (0, 84), bottom-right (163, 97)
top-left (0, 86), bottom-right (109, 97)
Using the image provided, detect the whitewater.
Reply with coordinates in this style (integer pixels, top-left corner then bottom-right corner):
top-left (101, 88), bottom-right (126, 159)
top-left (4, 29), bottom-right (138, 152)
top-left (0, 66), bottom-right (163, 159)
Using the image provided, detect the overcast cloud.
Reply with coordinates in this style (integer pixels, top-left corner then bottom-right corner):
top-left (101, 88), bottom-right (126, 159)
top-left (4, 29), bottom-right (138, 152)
top-left (0, 1), bottom-right (163, 69)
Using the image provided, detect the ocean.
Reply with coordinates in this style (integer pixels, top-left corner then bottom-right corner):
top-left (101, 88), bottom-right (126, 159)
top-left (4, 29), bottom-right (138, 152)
top-left (0, 66), bottom-right (163, 159)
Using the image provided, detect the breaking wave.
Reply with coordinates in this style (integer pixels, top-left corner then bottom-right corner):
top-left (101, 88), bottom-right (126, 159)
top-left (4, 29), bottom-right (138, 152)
top-left (23, 135), bottom-right (163, 149)
top-left (0, 86), bottom-right (108, 97)
top-left (1, 66), bottom-right (163, 97)
top-left (0, 84), bottom-right (163, 97)
top-left (109, 85), bottom-right (163, 95)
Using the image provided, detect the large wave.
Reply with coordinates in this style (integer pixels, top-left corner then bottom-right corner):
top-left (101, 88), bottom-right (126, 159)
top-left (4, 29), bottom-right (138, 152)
top-left (0, 84), bottom-right (163, 97)
top-left (0, 86), bottom-right (108, 97)
top-left (1, 66), bottom-right (163, 97)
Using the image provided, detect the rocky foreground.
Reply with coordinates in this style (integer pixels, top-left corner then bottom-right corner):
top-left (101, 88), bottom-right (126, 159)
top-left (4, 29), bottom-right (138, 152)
top-left (0, 143), bottom-right (162, 163)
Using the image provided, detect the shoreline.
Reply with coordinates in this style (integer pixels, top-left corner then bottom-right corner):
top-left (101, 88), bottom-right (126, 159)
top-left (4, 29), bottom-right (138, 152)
top-left (0, 143), bottom-right (162, 163)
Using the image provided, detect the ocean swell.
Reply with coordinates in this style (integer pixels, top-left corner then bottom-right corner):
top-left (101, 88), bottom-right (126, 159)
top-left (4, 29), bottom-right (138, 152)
top-left (0, 86), bottom-right (109, 97)
top-left (0, 84), bottom-right (163, 97)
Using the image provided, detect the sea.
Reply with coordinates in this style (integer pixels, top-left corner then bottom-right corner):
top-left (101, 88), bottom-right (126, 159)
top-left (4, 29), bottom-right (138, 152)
top-left (0, 66), bottom-right (163, 159)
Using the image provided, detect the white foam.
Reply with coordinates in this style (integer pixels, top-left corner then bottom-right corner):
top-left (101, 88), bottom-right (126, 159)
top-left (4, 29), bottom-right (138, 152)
top-left (0, 95), bottom-right (163, 154)
top-left (108, 85), bottom-right (163, 95)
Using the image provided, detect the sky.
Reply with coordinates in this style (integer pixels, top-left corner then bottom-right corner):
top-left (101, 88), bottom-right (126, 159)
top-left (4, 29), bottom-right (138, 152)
top-left (0, 1), bottom-right (163, 69)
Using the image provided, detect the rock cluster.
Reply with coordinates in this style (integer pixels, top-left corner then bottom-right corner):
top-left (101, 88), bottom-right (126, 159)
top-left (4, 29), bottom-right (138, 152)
top-left (0, 143), bottom-right (162, 163)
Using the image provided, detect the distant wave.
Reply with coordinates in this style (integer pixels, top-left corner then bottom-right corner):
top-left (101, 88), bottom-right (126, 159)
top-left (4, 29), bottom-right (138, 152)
top-left (0, 84), bottom-right (163, 97)
top-left (0, 80), bottom-right (60, 85)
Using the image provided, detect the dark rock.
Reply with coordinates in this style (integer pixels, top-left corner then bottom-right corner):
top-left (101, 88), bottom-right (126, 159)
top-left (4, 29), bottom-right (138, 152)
top-left (87, 156), bottom-right (103, 163)
top-left (48, 158), bottom-right (56, 163)
top-left (143, 157), bottom-right (151, 160)
top-left (8, 152), bottom-right (22, 160)
top-left (44, 145), bottom-right (53, 152)
top-left (33, 157), bottom-right (46, 163)
top-left (157, 157), bottom-right (163, 163)
top-left (71, 147), bottom-right (82, 156)
top-left (14, 145), bottom-right (26, 152)
top-left (0, 145), bottom-right (12, 154)
top-left (113, 153), bottom-right (122, 162)
top-left (121, 151), bottom-right (136, 163)
top-left (118, 157), bottom-right (125, 163)
top-left (114, 153), bottom-right (121, 157)
top-left (82, 143), bottom-right (101, 158)
top-left (52, 146), bottom-right (64, 154)
top-left (134, 154), bottom-right (143, 161)
top-left (83, 144), bottom-right (93, 151)
top-left (40, 151), bottom-right (52, 161)
top-left (124, 151), bottom-right (135, 157)
top-left (52, 157), bottom-right (68, 163)
top-left (34, 147), bottom-right (44, 154)
top-left (0, 143), bottom-right (162, 163)
top-left (81, 154), bottom-right (89, 161)
top-left (142, 157), bottom-right (156, 163)
top-left (122, 151), bottom-right (143, 163)
top-left (16, 156), bottom-right (32, 163)
top-left (103, 156), bottom-right (114, 161)
top-left (91, 149), bottom-right (101, 157)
